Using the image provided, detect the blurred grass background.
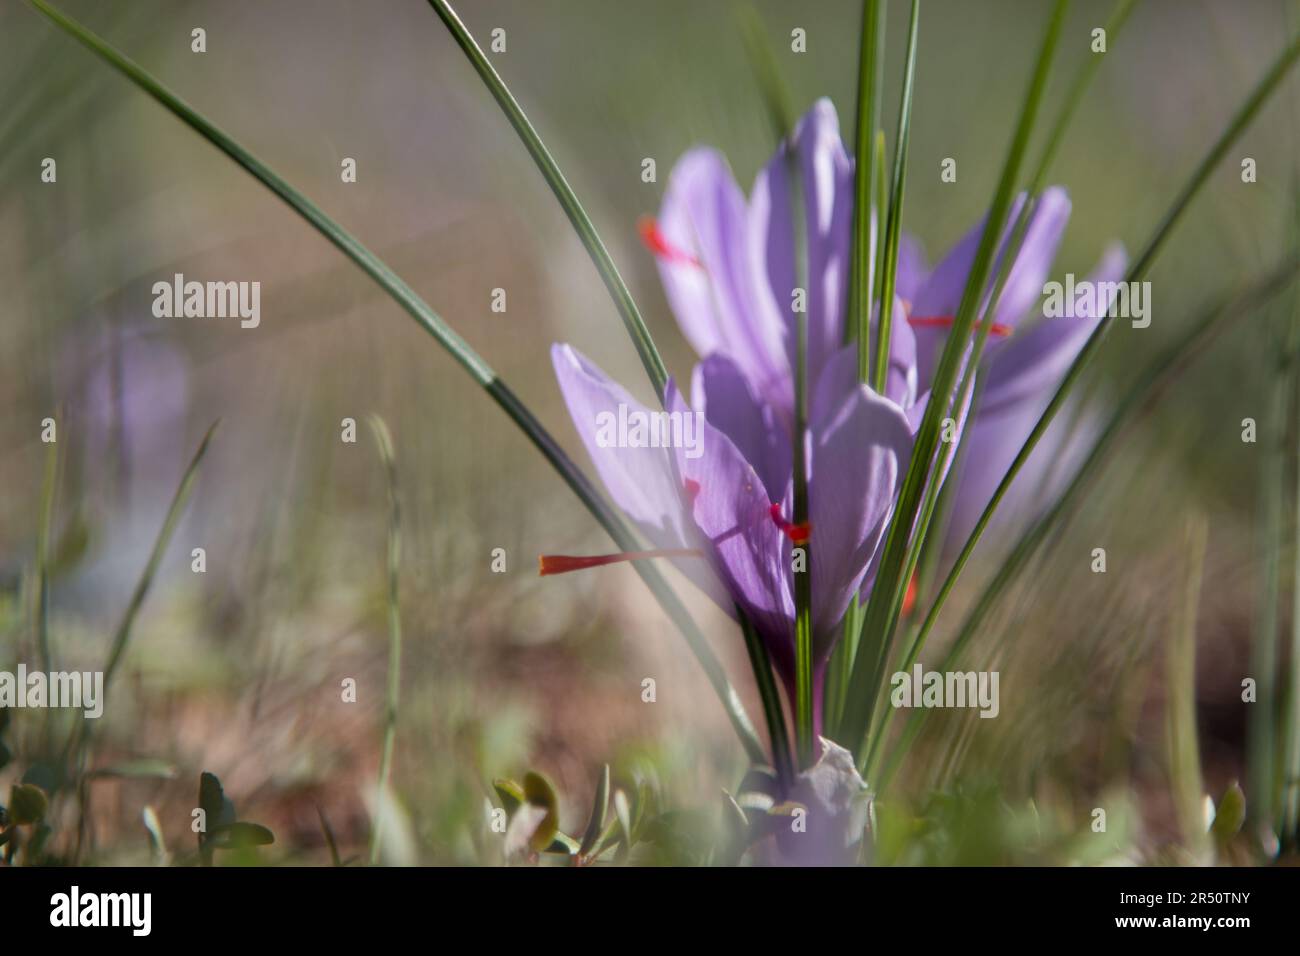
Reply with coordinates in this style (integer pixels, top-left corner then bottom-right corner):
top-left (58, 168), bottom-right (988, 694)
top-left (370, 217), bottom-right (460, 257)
top-left (1, 0), bottom-right (1297, 864)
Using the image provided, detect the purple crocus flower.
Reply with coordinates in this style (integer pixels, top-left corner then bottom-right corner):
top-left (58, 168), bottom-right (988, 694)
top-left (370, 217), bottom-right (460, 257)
top-left (544, 98), bottom-right (1123, 750)
top-left (547, 343), bottom-right (912, 740)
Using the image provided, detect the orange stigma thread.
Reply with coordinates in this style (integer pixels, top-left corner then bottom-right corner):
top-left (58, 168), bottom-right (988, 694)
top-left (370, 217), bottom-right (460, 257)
top-left (907, 315), bottom-right (1013, 338)
top-left (769, 503), bottom-right (811, 545)
top-left (902, 573), bottom-right (918, 617)
top-left (638, 216), bottom-right (704, 269)
top-left (539, 548), bottom-right (704, 576)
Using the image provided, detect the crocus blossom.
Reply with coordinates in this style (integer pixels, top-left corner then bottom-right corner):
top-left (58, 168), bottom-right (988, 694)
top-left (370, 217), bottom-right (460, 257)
top-left (546, 97), bottom-right (1123, 742)
top-left (549, 343), bottom-right (911, 733)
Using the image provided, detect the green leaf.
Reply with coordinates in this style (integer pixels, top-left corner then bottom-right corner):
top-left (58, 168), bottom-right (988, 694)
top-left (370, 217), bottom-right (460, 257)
top-left (739, 611), bottom-right (794, 788)
top-left (577, 764), bottom-right (610, 859)
top-left (492, 778), bottom-right (525, 816)
top-left (198, 771), bottom-right (237, 835)
top-left (736, 3), bottom-right (796, 140)
top-left (850, 0), bottom-right (887, 361)
top-left (1211, 782), bottom-right (1247, 843)
top-left (871, 0), bottom-right (921, 392)
top-left (613, 788), bottom-right (633, 860)
top-left (522, 772), bottom-right (559, 854)
top-left (544, 831), bottom-right (579, 856)
top-left (209, 822), bottom-right (275, 849)
top-left (8, 783), bottom-right (48, 825)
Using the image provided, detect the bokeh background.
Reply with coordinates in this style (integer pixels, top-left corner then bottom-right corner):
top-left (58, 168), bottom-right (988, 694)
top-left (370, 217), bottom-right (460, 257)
top-left (1, 0), bottom-right (1298, 864)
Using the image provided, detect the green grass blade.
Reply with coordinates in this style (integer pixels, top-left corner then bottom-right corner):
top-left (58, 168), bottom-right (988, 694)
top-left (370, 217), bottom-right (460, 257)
top-left (1248, 346), bottom-right (1286, 841)
top-left (28, 0), bottom-right (766, 767)
top-left (1252, 199), bottom-right (1300, 845)
top-left (850, 0), bottom-right (887, 365)
top-left (740, 614), bottom-right (794, 785)
top-left (737, 4), bottom-right (797, 141)
top-left (872, 0), bottom-right (921, 393)
top-left (1284, 295), bottom-right (1300, 849)
top-left (1166, 516), bottom-right (1207, 855)
top-left (426, 0), bottom-right (668, 398)
top-left (367, 416), bottom-right (402, 866)
top-left (840, 0), bottom-right (1070, 764)
top-left (101, 421), bottom-right (219, 691)
top-left (871, 129), bottom-right (887, 301)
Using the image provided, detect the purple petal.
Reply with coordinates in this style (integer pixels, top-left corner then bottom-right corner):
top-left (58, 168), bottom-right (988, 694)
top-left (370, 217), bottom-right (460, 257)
top-left (666, 383), bottom-right (794, 649)
top-left (980, 242), bottom-right (1128, 415)
top-left (944, 244), bottom-right (1126, 551)
top-left (748, 99), bottom-right (854, 405)
top-left (812, 310), bottom-right (918, 424)
top-left (809, 381), bottom-right (913, 653)
top-left (895, 233), bottom-right (930, 304)
top-left (693, 353), bottom-right (791, 500)
top-left (944, 397), bottom-right (1100, 552)
top-left (909, 189), bottom-right (1071, 385)
top-left (551, 344), bottom-right (690, 549)
top-left (657, 149), bottom-right (790, 413)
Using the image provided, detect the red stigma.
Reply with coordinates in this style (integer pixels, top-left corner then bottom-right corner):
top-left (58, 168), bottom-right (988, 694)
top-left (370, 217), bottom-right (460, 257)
top-left (539, 548), bottom-right (703, 576)
top-left (769, 503), bottom-right (811, 544)
top-left (683, 478), bottom-right (701, 504)
top-left (638, 216), bottom-right (703, 269)
top-left (902, 573), bottom-right (918, 617)
top-left (907, 315), bottom-right (1013, 338)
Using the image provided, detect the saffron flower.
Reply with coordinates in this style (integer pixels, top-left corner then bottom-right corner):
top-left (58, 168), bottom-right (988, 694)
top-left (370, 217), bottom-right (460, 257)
top-left (546, 99), bottom-right (1123, 735)
top-left (549, 343), bottom-right (911, 733)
